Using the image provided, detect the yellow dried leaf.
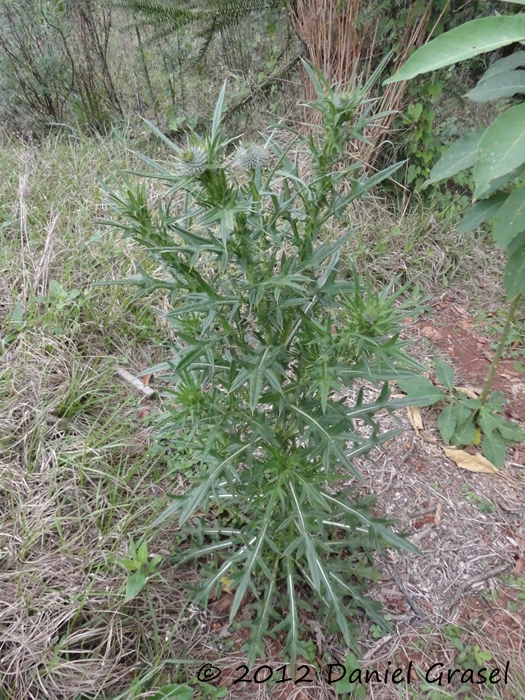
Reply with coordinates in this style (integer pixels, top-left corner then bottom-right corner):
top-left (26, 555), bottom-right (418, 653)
top-left (443, 447), bottom-right (498, 474)
top-left (406, 406), bottom-right (437, 443)
top-left (407, 405), bottom-right (424, 431)
top-left (220, 573), bottom-right (233, 593)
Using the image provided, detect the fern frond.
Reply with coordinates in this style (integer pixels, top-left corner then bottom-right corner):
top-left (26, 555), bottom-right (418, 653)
top-left (116, 0), bottom-right (286, 60)
top-left (355, 0), bottom-right (393, 29)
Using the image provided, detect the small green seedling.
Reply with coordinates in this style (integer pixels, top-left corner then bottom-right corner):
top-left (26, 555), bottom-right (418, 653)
top-left (36, 280), bottom-right (84, 310)
top-left (333, 653), bottom-right (367, 699)
top-left (460, 486), bottom-right (496, 514)
top-left (150, 684), bottom-right (193, 700)
top-left (118, 537), bottom-right (162, 602)
top-left (192, 683), bottom-right (227, 700)
top-left (1, 301), bottom-right (27, 350)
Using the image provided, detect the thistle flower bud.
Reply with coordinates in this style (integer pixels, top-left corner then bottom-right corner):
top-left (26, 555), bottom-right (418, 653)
top-left (333, 93), bottom-right (351, 110)
top-left (177, 146), bottom-right (208, 177)
top-left (234, 143), bottom-right (269, 170)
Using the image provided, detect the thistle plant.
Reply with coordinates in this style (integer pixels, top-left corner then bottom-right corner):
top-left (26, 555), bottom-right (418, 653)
top-left (101, 62), bottom-right (423, 663)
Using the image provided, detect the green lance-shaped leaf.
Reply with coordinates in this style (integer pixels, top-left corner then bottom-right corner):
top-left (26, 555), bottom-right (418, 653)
top-left (315, 558), bottom-right (355, 651)
top-left (211, 80), bottom-right (227, 141)
top-left (474, 103), bottom-right (525, 199)
top-left (286, 563), bottom-right (299, 671)
top-left (499, 419), bottom-right (525, 441)
top-left (397, 376), bottom-right (447, 406)
top-left (249, 347), bottom-right (270, 413)
top-left (125, 571), bottom-right (147, 602)
top-left (318, 361), bottom-right (331, 413)
top-left (246, 572), bottom-right (277, 667)
top-left (453, 416), bottom-right (477, 446)
top-left (329, 572), bottom-right (389, 631)
top-left (478, 410), bottom-right (503, 437)
top-left (457, 193), bottom-right (508, 234)
top-left (435, 359), bottom-right (455, 392)
top-left (481, 51), bottom-right (525, 81)
top-left (288, 481), bottom-right (321, 593)
top-left (504, 234), bottom-right (525, 299)
top-left (229, 522), bottom-right (269, 623)
top-left (438, 404), bottom-right (457, 444)
top-left (322, 492), bottom-right (419, 554)
top-left (492, 185), bottom-right (525, 248)
top-left (425, 130), bottom-right (484, 186)
top-left (482, 431), bottom-right (507, 468)
top-left (465, 69), bottom-right (525, 102)
top-left (152, 443), bottom-right (252, 527)
top-left (384, 16), bottom-right (525, 84)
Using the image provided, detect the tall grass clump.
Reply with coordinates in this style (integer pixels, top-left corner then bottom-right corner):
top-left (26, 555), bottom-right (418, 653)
top-left (102, 62), bottom-right (424, 663)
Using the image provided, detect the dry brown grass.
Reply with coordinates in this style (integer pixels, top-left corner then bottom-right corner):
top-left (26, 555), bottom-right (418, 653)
top-left (289, 0), bottom-right (433, 164)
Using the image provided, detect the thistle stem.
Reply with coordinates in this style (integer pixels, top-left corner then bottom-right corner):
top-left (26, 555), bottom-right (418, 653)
top-left (479, 294), bottom-right (522, 406)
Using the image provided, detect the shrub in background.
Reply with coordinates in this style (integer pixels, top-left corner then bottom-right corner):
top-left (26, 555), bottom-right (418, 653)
top-left (0, 0), bottom-right (74, 129)
top-left (386, 0), bottom-right (525, 466)
top-left (102, 64), bottom-right (424, 662)
top-left (0, 0), bottom-right (122, 132)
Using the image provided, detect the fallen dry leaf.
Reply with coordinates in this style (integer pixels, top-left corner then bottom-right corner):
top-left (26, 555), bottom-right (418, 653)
top-left (453, 304), bottom-right (470, 318)
top-left (456, 385), bottom-right (481, 399)
top-left (414, 515), bottom-right (434, 529)
top-left (503, 367), bottom-right (522, 377)
top-left (421, 326), bottom-right (443, 341)
top-left (406, 406), bottom-right (437, 443)
top-left (443, 447), bottom-right (498, 474)
top-left (516, 558), bottom-right (524, 575)
top-left (513, 449), bottom-right (525, 465)
top-left (217, 622), bottom-right (232, 638)
top-left (306, 619), bottom-right (326, 654)
top-left (407, 406), bottom-right (424, 431)
top-left (214, 593), bottom-right (234, 614)
top-left (220, 674), bottom-right (236, 689)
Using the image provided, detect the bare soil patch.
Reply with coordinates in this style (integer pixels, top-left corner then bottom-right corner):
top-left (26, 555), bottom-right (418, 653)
top-left (410, 294), bottom-right (525, 421)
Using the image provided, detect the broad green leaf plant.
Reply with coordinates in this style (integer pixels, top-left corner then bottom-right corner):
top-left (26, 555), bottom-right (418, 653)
top-left (398, 360), bottom-right (525, 468)
top-left (385, 0), bottom-right (525, 461)
top-left (102, 62), bottom-right (423, 663)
